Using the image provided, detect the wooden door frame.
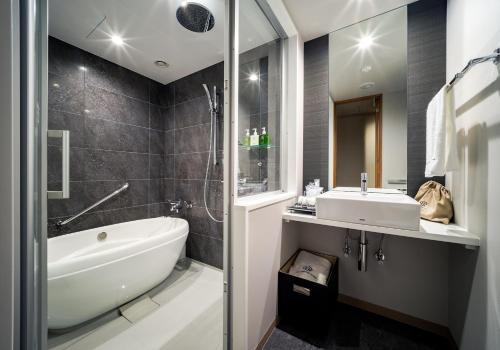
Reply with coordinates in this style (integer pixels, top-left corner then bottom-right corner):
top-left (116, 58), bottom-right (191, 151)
top-left (333, 94), bottom-right (382, 188)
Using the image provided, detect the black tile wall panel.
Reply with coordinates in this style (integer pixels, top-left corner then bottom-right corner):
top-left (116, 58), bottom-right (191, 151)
top-left (303, 35), bottom-right (329, 189)
top-left (407, 0), bottom-right (447, 196)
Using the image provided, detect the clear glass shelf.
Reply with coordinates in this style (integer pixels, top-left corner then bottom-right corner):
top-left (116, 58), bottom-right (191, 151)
top-left (238, 144), bottom-right (276, 150)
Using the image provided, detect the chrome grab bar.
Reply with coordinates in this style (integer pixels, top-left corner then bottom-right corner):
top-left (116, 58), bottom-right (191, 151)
top-left (56, 182), bottom-right (129, 229)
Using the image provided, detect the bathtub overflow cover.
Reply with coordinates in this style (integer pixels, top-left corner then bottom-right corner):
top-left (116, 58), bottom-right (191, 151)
top-left (97, 232), bottom-right (107, 241)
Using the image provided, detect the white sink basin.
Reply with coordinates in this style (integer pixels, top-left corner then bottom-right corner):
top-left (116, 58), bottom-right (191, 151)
top-left (316, 189), bottom-right (420, 230)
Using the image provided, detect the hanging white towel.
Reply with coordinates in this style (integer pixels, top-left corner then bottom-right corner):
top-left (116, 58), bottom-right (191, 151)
top-left (425, 85), bottom-right (459, 177)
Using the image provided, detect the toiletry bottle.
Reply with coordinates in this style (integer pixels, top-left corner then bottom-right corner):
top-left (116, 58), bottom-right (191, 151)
top-left (243, 129), bottom-right (250, 148)
top-left (259, 126), bottom-right (269, 147)
top-left (250, 128), bottom-right (259, 146)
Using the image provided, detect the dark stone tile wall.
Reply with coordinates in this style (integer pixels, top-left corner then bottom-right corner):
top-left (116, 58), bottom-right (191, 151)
top-left (407, 0), bottom-right (447, 197)
top-left (47, 37), bottom-right (223, 269)
top-left (169, 62), bottom-right (224, 269)
top-left (303, 35), bottom-right (330, 189)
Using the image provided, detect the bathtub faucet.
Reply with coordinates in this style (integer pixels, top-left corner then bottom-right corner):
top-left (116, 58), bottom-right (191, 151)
top-left (169, 199), bottom-right (193, 213)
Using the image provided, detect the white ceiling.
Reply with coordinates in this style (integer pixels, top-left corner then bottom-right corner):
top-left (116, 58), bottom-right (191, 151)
top-left (282, 0), bottom-right (417, 41)
top-left (49, 0), bottom-right (277, 84)
top-left (329, 6), bottom-right (407, 101)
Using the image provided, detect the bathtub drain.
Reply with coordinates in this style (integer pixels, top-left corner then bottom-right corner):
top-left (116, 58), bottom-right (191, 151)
top-left (97, 232), bottom-right (107, 241)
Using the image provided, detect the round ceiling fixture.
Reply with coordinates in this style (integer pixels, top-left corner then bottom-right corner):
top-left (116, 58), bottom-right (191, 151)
top-left (154, 60), bottom-right (169, 68)
top-left (176, 2), bottom-right (215, 33)
top-left (360, 82), bottom-right (375, 90)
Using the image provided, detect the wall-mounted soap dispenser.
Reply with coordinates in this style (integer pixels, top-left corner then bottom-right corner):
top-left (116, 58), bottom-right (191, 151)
top-left (259, 126), bottom-right (269, 147)
top-left (243, 129), bottom-right (250, 149)
top-left (250, 128), bottom-right (259, 146)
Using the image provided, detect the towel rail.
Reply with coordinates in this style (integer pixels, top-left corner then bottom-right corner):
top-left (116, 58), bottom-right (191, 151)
top-left (448, 48), bottom-right (500, 87)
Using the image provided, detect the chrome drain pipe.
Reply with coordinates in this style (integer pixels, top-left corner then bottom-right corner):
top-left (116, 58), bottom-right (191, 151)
top-left (358, 230), bottom-right (367, 271)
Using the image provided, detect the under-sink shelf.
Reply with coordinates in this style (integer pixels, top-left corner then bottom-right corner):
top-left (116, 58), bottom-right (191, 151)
top-left (282, 212), bottom-right (480, 248)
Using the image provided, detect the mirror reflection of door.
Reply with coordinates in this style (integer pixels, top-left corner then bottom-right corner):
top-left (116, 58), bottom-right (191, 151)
top-left (334, 95), bottom-right (382, 188)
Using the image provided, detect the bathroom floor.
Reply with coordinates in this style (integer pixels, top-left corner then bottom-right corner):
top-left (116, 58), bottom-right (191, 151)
top-left (264, 303), bottom-right (452, 350)
top-left (48, 259), bottom-right (223, 350)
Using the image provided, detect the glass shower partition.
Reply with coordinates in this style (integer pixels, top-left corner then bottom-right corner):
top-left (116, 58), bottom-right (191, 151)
top-left (235, 0), bottom-right (284, 197)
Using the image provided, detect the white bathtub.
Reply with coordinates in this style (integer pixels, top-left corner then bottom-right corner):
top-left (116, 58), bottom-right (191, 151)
top-left (48, 216), bottom-right (189, 329)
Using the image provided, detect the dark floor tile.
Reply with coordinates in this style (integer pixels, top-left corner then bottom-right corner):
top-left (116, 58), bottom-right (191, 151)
top-left (185, 232), bottom-right (222, 269)
top-left (85, 85), bottom-right (149, 128)
top-left (271, 303), bottom-right (453, 350)
top-left (264, 329), bottom-right (319, 350)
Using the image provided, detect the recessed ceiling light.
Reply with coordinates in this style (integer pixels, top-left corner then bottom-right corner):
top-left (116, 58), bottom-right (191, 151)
top-left (249, 73), bottom-right (258, 81)
top-left (358, 35), bottom-right (374, 49)
top-left (111, 35), bottom-right (124, 46)
top-left (361, 65), bottom-right (372, 73)
top-left (360, 82), bottom-right (375, 90)
top-left (154, 60), bottom-right (169, 68)
top-left (52, 83), bottom-right (60, 88)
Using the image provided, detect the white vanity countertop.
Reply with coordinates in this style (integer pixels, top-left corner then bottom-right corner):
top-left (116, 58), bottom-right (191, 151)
top-left (282, 212), bottom-right (480, 247)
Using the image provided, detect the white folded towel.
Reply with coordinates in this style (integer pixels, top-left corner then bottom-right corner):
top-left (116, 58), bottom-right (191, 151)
top-left (289, 251), bottom-right (331, 285)
top-left (425, 85), bottom-right (459, 177)
top-left (297, 196), bottom-right (317, 207)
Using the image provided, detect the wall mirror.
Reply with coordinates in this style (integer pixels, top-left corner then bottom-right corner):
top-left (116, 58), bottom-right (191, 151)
top-left (329, 7), bottom-right (408, 191)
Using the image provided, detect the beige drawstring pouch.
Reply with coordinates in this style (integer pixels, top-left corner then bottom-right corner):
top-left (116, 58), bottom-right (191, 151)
top-left (414, 181), bottom-right (454, 224)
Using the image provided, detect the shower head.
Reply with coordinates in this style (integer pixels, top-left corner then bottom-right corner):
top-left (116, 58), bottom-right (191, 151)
top-left (176, 2), bottom-right (215, 33)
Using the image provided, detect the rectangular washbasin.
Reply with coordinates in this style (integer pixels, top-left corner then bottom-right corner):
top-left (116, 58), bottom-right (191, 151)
top-left (316, 189), bottom-right (420, 230)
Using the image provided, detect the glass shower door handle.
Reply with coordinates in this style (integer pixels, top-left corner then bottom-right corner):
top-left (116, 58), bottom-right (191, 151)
top-left (47, 130), bottom-right (70, 199)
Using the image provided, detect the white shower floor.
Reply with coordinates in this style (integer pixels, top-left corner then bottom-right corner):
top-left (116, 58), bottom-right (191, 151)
top-left (48, 260), bottom-right (223, 350)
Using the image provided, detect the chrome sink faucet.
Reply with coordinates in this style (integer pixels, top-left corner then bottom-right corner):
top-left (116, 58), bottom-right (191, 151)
top-left (361, 172), bottom-right (368, 194)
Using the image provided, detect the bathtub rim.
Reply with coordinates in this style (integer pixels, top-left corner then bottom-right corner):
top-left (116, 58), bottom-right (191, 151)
top-left (48, 217), bottom-right (189, 279)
